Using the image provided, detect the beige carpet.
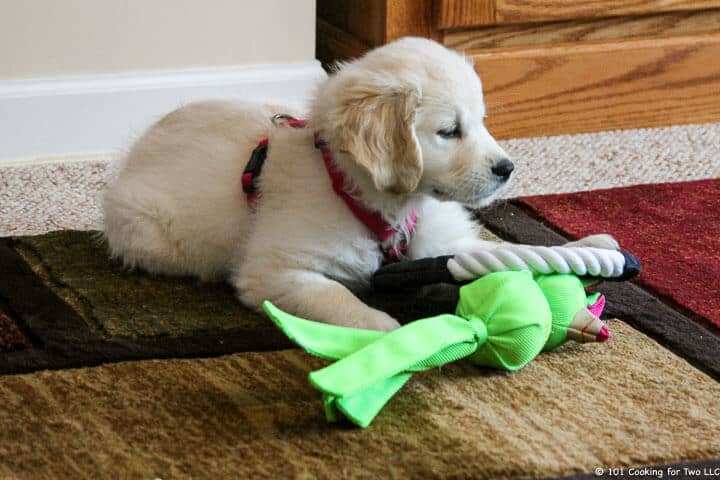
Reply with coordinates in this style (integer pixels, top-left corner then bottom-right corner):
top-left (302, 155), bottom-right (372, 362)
top-left (2, 122), bottom-right (720, 236)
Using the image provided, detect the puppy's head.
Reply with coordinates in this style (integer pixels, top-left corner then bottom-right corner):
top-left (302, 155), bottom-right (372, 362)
top-left (312, 37), bottom-right (511, 207)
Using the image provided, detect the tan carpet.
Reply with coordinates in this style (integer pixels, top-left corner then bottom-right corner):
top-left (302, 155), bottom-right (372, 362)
top-left (1, 321), bottom-right (718, 479)
top-left (1, 122), bottom-right (720, 236)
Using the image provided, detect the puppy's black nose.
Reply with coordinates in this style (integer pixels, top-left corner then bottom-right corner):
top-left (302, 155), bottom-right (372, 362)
top-left (491, 159), bottom-right (514, 179)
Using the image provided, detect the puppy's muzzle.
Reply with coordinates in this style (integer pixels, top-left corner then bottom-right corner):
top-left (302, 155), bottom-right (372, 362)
top-left (491, 158), bottom-right (514, 181)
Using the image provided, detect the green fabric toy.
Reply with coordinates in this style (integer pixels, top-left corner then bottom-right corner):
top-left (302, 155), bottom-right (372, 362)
top-left (263, 270), bottom-right (610, 428)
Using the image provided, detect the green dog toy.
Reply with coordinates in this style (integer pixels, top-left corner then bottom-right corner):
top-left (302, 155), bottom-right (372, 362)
top-left (263, 270), bottom-right (609, 428)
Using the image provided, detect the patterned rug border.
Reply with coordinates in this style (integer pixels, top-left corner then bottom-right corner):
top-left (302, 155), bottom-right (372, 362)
top-left (0, 239), bottom-right (292, 375)
top-left (2, 201), bottom-right (720, 383)
top-left (478, 201), bottom-right (720, 382)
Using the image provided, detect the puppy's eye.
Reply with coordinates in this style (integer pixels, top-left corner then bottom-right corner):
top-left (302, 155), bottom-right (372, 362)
top-left (437, 127), bottom-right (461, 139)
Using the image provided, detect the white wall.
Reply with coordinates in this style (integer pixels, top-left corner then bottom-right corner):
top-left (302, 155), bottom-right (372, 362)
top-left (0, 0), bottom-right (316, 79)
top-left (0, 0), bottom-right (323, 163)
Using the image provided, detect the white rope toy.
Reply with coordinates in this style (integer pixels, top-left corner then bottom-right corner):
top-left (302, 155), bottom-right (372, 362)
top-left (447, 246), bottom-right (626, 282)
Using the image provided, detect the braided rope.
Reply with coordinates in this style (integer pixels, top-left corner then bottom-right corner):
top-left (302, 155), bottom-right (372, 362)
top-left (447, 245), bottom-right (625, 281)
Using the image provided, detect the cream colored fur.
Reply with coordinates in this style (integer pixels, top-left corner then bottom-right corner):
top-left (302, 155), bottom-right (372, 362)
top-left (103, 38), bottom-right (617, 331)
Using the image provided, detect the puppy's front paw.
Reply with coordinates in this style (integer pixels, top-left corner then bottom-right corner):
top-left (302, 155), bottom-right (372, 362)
top-left (565, 233), bottom-right (620, 250)
top-left (360, 311), bottom-right (401, 332)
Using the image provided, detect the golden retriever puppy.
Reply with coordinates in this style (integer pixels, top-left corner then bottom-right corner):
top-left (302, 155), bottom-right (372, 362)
top-left (103, 37), bottom-right (617, 331)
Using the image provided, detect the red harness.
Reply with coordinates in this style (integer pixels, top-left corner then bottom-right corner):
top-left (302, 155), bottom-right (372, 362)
top-left (242, 116), bottom-right (417, 263)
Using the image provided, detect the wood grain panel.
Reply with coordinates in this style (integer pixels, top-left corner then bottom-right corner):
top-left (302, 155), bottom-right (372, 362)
top-left (317, 0), bottom-right (441, 46)
top-left (434, 0), bottom-right (495, 28)
top-left (445, 9), bottom-right (720, 50)
top-left (494, 0), bottom-right (720, 25)
top-left (317, 0), bottom-right (387, 47)
top-left (316, 19), bottom-right (371, 68)
top-left (471, 34), bottom-right (720, 138)
top-left (347, 0), bottom-right (387, 46)
top-left (386, 0), bottom-right (442, 42)
top-left (316, 1), bottom-right (346, 29)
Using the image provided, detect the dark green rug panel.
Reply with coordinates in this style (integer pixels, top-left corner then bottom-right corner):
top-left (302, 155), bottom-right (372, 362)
top-left (12, 231), bottom-right (263, 340)
top-left (11, 230), bottom-right (461, 340)
top-left (0, 230), bottom-right (461, 374)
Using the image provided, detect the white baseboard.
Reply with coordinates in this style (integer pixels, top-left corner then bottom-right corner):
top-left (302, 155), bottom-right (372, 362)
top-left (0, 62), bottom-right (326, 165)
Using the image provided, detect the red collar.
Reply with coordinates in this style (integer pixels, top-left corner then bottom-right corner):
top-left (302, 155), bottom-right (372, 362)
top-left (242, 116), bottom-right (416, 263)
top-left (314, 133), bottom-right (417, 262)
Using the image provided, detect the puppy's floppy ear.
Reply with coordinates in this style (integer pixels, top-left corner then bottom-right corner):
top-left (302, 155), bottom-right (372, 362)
top-left (334, 85), bottom-right (422, 194)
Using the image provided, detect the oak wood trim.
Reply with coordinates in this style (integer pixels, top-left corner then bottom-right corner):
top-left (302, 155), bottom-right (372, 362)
top-left (434, 0), bottom-right (495, 29)
top-left (444, 8), bottom-right (720, 50)
top-left (494, 0), bottom-right (720, 25)
top-left (472, 33), bottom-right (720, 138)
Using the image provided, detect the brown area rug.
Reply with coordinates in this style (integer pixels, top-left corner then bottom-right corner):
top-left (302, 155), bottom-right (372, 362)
top-left (0, 309), bottom-right (30, 351)
top-left (1, 322), bottom-right (719, 479)
top-left (1, 182), bottom-right (719, 478)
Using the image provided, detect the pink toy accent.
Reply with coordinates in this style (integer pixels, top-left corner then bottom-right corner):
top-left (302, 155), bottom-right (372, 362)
top-left (588, 294), bottom-right (606, 318)
top-left (596, 325), bottom-right (611, 342)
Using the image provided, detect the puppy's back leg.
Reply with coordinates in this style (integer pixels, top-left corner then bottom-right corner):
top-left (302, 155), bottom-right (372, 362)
top-left (103, 194), bottom-right (226, 282)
